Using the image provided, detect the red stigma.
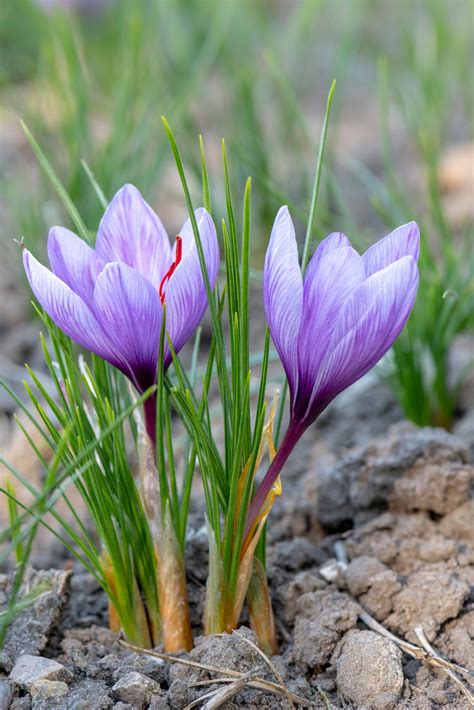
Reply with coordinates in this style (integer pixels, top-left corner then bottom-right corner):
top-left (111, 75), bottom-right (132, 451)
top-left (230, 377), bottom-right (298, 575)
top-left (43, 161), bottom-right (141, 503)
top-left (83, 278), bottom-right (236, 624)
top-left (159, 236), bottom-right (183, 305)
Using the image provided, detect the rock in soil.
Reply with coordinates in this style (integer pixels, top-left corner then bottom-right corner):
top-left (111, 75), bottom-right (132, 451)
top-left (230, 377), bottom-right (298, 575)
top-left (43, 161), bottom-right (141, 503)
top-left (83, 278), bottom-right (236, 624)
top-left (31, 678), bottom-right (113, 710)
top-left (9, 655), bottom-right (73, 690)
top-left (335, 630), bottom-right (404, 709)
top-left (0, 569), bottom-right (71, 662)
top-left (0, 680), bottom-right (14, 708)
top-left (111, 671), bottom-right (161, 708)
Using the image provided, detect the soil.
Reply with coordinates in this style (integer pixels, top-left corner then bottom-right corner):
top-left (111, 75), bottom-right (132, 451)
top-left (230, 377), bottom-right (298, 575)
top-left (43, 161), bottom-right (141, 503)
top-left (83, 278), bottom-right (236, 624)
top-left (1, 374), bottom-right (473, 708)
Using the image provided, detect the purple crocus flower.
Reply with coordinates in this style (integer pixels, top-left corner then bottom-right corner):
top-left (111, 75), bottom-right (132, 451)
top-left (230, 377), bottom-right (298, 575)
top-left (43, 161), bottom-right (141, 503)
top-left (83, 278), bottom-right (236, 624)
top-left (246, 207), bottom-right (419, 530)
top-left (23, 184), bottom-right (219, 437)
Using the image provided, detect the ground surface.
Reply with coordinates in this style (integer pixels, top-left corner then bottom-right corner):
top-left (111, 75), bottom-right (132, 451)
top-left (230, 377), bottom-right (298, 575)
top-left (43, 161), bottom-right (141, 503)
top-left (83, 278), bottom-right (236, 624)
top-left (1, 359), bottom-right (473, 708)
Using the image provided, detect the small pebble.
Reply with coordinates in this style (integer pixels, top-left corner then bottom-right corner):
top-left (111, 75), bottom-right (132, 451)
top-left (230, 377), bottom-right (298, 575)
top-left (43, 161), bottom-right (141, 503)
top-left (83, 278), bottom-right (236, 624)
top-left (30, 679), bottom-right (69, 698)
top-left (0, 680), bottom-right (14, 708)
top-left (9, 655), bottom-right (73, 690)
top-left (112, 672), bottom-right (161, 709)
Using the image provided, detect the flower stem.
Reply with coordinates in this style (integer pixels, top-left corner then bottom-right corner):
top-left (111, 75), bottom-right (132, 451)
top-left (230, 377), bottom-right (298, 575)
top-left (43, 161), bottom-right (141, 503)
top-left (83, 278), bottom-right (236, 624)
top-left (245, 420), bottom-right (304, 536)
top-left (143, 393), bottom-right (157, 449)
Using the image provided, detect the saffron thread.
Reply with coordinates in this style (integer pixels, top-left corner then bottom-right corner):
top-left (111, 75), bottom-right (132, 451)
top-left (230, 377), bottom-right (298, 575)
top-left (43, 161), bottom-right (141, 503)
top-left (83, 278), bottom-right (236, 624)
top-left (159, 236), bottom-right (182, 304)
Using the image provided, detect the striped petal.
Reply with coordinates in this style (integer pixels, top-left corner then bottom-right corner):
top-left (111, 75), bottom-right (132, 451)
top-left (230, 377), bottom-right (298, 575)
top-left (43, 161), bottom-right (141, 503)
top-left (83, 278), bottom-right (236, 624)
top-left (297, 244), bottom-right (365, 402)
top-left (363, 221), bottom-right (420, 276)
top-left (263, 207), bottom-right (303, 392)
top-left (311, 231), bottom-right (351, 264)
top-left (93, 262), bottom-right (163, 391)
top-left (164, 208), bottom-right (219, 356)
top-left (309, 256), bottom-right (419, 417)
top-left (23, 250), bottom-right (117, 365)
top-left (95, 184), bottom-right (171, 288)
top-left (48, 227), bottom-right (105, 308)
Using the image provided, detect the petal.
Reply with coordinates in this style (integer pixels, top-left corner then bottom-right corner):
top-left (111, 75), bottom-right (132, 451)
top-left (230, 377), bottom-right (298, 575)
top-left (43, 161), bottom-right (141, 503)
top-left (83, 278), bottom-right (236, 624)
top-left (263, 206), bottom-right (303, 391)
top-left (309, 256), bottom-right (419, 417)
top-left (93, 262), bottom-right (163, 390)
top-left (48, 227), bottom-right (105, 308)
top-left (164, 208), bottom-right (219, 356)
top-left (23, 250), bottom-right (117, 365)
top-left (312, 231), bottom-right (352, 263)
top-left (296, 245), bottom-right (366, 401)
top-left (95, 184), bottom-right (171, 288)
top-left (363, 221), bottom-right (420, 276)
top-left (175, 207), bottom-right (209, 257)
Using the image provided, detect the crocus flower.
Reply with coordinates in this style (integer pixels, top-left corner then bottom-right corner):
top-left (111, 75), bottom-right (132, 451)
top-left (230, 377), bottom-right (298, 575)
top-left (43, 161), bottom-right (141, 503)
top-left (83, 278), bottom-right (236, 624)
top-left (246, 207), bottom-right (419, 529)
top-left (23, 184), bottom-right (219, 399)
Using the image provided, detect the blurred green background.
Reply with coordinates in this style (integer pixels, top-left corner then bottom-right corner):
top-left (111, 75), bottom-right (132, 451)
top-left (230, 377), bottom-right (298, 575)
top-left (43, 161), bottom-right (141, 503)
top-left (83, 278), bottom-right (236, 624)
top-left (0, 0), bottom-right (473, 428)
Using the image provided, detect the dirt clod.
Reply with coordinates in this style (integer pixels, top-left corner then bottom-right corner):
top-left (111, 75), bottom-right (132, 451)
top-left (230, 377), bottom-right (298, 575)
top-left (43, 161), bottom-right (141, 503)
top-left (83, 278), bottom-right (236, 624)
top-left (345, 556), bottom-right (401, 620)
top-left (335, 630), bottom-right (404, 709)
top-left (293, 590), bottom-right (359, 670)
top-left (316, 422), bottom-right (472, 529)
top-left (385, 566), bottom-right (470, 643)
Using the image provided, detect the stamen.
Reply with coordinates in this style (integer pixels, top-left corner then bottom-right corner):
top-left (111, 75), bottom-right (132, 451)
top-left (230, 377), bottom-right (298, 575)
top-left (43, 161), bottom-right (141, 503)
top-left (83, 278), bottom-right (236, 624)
top-left (159, 236), bottom-right (182, 304)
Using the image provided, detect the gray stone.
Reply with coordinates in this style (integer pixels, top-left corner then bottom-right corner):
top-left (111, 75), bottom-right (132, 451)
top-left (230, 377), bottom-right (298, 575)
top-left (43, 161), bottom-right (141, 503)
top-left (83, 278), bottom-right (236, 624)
top-left (336, 630), bottom-right (403, 709)
top-left (30, 679), bottom-right (69, 699)
top-left (31, 679), bottom-right (113, 710)
top-left (9, 699), bottom-right (32, 710)
top-left (111, 672), bottom-right (161, 709)
top-left (0, 680), bottom-right (14, 709)
top-left (10, 655), bottom-right (73, 690)
top-left (0, 569), bottom-right (71, 662)
top-left (112, 651), bottom-right (166, 685)
top-left (148, 695), bottom-right (170, 709)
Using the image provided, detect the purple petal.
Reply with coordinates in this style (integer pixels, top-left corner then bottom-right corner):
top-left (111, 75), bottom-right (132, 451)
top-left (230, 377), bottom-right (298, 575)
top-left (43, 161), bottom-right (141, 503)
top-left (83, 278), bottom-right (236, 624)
top-left (23, 250), bottom-right (117, 365)
top-left (309, 255), bottom-right (419, 417)
top-left (164, 208), bottom-right (219, 356)
top-left (297, 245), bottom-right (366, 400)
top-left (363, 221), bottom-right (420, 276)
top-left (48, 227), bottom-right (105, 308)
top-left (263, 207), bottom-right (303, 391)
top-left (95, 184), bottom-right (171, 288)
top-left (312, 231), bottom-right (351, 264)
top-left (175, 207), bottom-right (210, 257)
top-left (93, 262), bottom-right (163, 390)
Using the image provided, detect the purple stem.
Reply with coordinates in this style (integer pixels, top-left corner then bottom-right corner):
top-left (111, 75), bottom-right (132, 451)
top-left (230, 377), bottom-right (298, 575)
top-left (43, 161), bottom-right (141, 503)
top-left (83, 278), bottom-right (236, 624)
top-left (245, 419), bottom-right (305, 537)
top-left (143, 393), bottom-right (157, 451)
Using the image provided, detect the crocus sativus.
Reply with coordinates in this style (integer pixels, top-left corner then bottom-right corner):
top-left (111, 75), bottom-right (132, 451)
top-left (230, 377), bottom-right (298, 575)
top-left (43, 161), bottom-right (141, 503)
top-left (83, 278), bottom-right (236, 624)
top-left (247, 206), bottom-right (420, 528)
top-left (23, 184), bottom-right (219, 436)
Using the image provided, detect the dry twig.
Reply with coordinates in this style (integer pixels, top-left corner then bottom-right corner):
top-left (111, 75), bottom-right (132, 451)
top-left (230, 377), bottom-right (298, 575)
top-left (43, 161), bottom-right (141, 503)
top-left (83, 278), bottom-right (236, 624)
top-left (359, 611), bottom-right (474, 706)
top-left (231, 629), bottom-right (295, 709)
top-left (184, 669), bottom-right (260, 709)
top-left (119, 639), bottom-right (312, 707)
